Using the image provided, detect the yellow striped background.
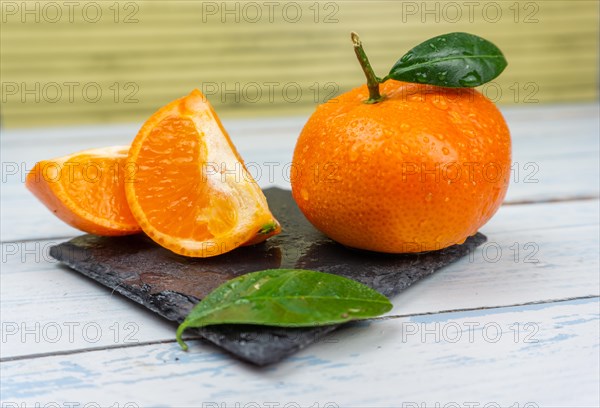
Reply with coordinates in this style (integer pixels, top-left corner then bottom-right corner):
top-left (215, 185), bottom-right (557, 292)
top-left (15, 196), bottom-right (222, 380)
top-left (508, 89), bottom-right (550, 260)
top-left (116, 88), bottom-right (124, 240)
top-left (1, 0), bottom-right (598, 128)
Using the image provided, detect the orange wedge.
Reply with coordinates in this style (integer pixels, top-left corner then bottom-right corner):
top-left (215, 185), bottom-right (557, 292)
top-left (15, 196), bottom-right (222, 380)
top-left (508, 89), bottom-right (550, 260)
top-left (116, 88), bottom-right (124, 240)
top-left (125, 89), bottom-right (280, 257)
top-left (26, 146), bottom-right (141, 236)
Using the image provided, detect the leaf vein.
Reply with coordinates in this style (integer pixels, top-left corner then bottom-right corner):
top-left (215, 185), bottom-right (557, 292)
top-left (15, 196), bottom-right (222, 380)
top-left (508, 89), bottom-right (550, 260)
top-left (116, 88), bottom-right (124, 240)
top-left (391, 54), bottom-right (505, 77)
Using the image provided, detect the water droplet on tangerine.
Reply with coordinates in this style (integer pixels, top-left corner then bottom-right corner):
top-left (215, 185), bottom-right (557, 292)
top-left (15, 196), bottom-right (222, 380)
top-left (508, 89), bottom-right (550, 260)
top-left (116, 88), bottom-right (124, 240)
top-left (463, 129), bottom-right (476, 138)
top-left (349, 144), bottom-right (359, 162)
top-left (432, 98), bottom-right (448, 110)
top-left (301, 188), bottom-right (309, 201)
top-left (449, 111), bottom-right (462, 124)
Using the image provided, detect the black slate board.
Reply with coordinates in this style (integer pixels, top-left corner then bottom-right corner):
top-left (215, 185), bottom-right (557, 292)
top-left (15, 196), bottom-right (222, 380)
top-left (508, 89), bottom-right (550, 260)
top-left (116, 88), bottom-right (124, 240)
top-left (50, 187), bottom-right (486, 365)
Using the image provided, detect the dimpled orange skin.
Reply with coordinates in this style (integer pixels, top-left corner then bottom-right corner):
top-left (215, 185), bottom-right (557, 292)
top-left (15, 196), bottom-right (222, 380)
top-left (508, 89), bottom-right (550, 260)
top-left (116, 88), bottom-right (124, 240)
top-left (291, 80), bottom-right (511, 253)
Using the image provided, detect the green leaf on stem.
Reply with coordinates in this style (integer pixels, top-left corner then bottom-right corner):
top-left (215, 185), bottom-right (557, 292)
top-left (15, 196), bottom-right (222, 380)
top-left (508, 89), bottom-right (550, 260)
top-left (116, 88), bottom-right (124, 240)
top-left (386, 32), bottom-right (507, 88)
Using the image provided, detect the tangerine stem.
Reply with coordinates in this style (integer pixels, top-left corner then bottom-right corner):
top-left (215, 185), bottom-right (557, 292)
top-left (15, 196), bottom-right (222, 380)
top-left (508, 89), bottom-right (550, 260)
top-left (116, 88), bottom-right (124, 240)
top-left (351, 32), bottom-right (383, 104)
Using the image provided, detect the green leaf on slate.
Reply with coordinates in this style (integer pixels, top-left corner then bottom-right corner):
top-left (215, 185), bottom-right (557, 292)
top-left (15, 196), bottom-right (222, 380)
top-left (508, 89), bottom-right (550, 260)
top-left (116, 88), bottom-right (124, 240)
top-left (176, 268), bottom-right (392, 350)
top-left (386, 32), bottom-right (507, 88)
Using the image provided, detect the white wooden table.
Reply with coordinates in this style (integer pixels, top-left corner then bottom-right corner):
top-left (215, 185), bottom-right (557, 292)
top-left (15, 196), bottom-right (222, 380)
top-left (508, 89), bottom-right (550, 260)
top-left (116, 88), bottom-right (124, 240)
top-left (1, 104), bottom-right (599, 407)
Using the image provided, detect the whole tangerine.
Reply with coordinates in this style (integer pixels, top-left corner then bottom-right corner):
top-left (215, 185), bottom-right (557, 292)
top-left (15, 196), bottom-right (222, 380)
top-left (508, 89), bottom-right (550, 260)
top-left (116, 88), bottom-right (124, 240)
top-left (291, 33), bottom-right (511, 253)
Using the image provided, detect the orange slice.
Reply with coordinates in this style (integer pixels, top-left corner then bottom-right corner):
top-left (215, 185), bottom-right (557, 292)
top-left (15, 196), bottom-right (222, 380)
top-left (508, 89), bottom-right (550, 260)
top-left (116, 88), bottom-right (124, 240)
top-left (125, 89), bottom-right (280, 257)
top-left (26, 146), bottom-right (141, 236)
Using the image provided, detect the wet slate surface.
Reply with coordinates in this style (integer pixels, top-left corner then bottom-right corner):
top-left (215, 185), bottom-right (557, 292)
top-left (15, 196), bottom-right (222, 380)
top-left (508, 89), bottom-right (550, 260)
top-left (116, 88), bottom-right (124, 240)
top-left (49, 187), bottom-right (486, 365)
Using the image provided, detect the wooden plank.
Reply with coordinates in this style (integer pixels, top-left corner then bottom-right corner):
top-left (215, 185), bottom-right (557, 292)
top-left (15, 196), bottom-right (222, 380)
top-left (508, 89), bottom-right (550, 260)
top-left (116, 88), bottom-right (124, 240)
top-left (1, 199), bottom-right (597, 359)
top-left (1, 298), bottom-right (598, 406)
top-left (0, 237), bottom-right (176, 359)
top-left (2, 105), bottom-right (597, 242)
